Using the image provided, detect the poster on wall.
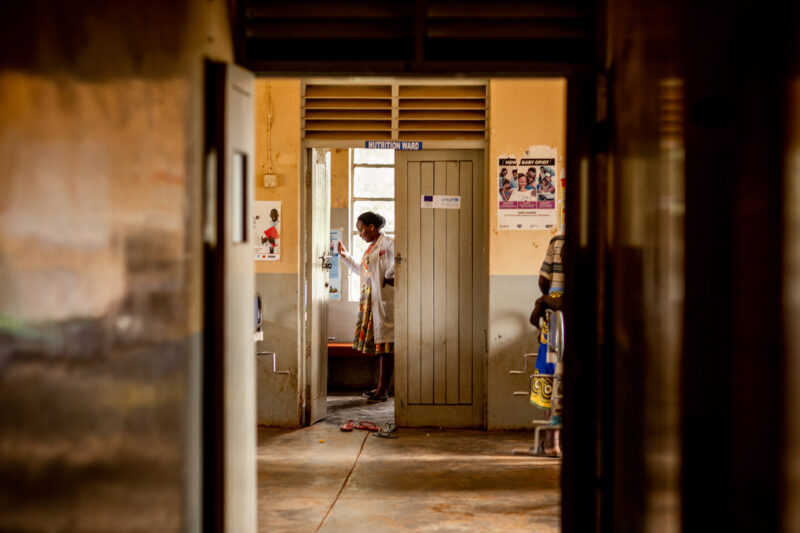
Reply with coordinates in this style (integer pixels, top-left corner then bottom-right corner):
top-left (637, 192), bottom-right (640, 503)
top-left (328, 229), bottom-right (342, 301)
top-left (253, 200), bottom-right (281, 261)
top-left (496, 145), bottom-right (558, 230)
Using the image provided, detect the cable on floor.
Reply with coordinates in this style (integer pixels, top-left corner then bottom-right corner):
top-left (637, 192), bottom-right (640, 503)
top-left (313, 431), bottom-right (369, 532)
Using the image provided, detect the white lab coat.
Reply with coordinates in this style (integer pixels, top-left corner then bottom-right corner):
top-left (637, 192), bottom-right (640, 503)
top-left (340, 233), bottom-right (395, 343)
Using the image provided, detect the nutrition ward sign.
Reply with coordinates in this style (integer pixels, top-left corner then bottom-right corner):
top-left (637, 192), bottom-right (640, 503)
top-left (365, 141), bottom-right (423, 150)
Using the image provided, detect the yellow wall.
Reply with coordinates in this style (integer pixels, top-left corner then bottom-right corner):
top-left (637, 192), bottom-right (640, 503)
top-left (488, 79), bottom-right (567, 275)
top-left (253, 79), bottom-right (567, 276)
top-left (330, 148), bottom-right (350, 209)
top-left (254, 79), bottom-right (302, 274)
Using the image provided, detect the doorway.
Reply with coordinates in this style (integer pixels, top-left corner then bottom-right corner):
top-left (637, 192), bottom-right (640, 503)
top-left (325, 147), bottom-right (399, 428)
top-left (300, 144), bottom-right (488, 431)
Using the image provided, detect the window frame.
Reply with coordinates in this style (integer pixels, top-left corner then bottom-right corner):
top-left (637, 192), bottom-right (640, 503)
top-left (348, 149), bottom-right (395, 302)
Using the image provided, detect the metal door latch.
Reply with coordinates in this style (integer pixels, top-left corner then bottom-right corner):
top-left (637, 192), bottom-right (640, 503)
top-left (320, 254), bottom-right (332, 270)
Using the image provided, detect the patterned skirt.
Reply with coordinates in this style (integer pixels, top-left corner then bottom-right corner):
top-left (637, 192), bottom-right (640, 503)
top-left (353, 282), bottom-right (394, 355)
top-left (530, 303), bottom-right (556, 409)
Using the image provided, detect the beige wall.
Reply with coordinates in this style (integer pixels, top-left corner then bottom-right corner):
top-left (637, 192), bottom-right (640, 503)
top-left (487, 79), bottom-right (567, 429)
top-left (488, 79), bottom-right (567, 275)
top-left (254, 79), bottom-right (302, 275)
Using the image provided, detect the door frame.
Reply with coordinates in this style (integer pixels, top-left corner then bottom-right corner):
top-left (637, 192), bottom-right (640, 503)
top-left (300, 139), bottom-right (489, 427)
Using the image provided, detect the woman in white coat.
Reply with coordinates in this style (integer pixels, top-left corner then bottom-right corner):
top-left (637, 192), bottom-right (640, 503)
top-left (338, 211), bottom-right (395, 402)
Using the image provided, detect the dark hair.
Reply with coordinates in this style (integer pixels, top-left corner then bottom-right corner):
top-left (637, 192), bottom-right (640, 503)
top-left (357, 211), bottom-right (386, 230)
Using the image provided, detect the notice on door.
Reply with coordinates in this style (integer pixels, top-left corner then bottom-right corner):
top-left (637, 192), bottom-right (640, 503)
top-left (421, 195), bottom-right (461, 209)
top-left (254, 200), bottom-right (281, 260)
top-left (496, 145), bottom-right (558, 230)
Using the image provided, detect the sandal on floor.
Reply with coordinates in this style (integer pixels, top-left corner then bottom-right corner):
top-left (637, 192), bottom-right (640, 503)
top-left (533, 441), bottom-right (562, 458)
top-left (354, 421), bottom-right (380, 431)
top-left (361, 389), bottom-right (377, 398)
top-left (373, 428), bottom-right (398, 439)
top-left (339, 420), bottom-right (355, 432)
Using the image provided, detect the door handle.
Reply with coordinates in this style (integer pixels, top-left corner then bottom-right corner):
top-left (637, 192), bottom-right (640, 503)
top-left (395, 253), bottom-right (403, 265)
top-left (319, 254), bottom-right (332, 270)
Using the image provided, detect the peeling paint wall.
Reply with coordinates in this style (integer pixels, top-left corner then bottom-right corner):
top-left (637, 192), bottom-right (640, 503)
top-left (0, 1), bottom-right (233, 530)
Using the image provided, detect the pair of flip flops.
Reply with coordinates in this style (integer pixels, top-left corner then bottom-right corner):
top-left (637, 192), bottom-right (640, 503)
top-left (339, 420), bottom-right (380, 432)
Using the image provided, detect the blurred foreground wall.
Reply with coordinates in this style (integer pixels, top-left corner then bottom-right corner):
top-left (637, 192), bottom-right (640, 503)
top-left (0, 2), bottom-right (232, 530)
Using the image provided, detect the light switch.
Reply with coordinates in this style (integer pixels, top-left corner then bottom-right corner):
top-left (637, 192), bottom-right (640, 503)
top-left (263, 173), bottom-right (278, 188)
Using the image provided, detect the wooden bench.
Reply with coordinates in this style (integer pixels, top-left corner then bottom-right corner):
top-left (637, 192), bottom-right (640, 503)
top-left (327, 342), bottom-right (378, 390)
top-left (327, 342), bottom-right (374, 357)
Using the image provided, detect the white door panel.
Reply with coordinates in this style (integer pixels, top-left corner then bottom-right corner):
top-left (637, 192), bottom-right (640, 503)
top-left (306, 149), bottom-right (330, 424)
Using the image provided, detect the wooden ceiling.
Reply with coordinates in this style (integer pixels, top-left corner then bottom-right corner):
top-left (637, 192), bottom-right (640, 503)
top-left (234, 0), bottom-right (599, 76)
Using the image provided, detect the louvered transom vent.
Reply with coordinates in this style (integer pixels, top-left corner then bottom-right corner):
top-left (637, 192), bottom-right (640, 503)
top-left (302, 82), bottom-right (487, 142)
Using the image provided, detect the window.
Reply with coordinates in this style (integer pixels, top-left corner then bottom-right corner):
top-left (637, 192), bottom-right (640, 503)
top-left (348, 148), bottom-right (395, 301)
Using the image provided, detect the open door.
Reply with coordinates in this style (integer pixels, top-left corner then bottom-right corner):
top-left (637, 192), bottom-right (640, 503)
top-left (203, 62), bottom-right (257, 532)
top-left (304, 148), bottom-right (331, 424)
top-left (394, 149), bottom-right (487, 428)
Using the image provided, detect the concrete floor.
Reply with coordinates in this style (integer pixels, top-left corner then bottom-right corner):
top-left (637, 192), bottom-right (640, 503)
top-left (258, 394), bottom-right (561, 532)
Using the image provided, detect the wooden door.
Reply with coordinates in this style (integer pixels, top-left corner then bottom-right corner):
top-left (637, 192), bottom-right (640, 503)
top-left (203, 62), bottom-right (256, 533)
top-left (305, 148), bottom-right (331, 424)
top-left (394, 150), bottom-right (487, 428)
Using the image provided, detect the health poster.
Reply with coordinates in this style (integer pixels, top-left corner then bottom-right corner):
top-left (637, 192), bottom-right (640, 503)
top-left (328, 229), bottom-right (342, 301)
top-left (254, 201), bottom-right (281, 261)
top-left (496, 146), bottom-right (558, 230)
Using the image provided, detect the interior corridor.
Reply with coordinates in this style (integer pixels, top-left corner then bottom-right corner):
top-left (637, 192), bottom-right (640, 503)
top-left (5, 1), bottom-right (800, 532)
top-left (258, 396), bottom-right (560, 532)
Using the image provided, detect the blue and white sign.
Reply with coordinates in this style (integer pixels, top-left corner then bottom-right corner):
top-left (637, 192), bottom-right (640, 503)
top-left (421, 195), bottom-right (461, 209)
top-left (365, 141), bottom-right (423, 150)
top-left (328, 229), bottom-right (342, 301)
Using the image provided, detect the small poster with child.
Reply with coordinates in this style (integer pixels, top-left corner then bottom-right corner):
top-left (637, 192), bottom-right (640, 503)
top-left (496, 145), bottom-right (558, 230)
top-left (253, 201), bottom-right (281, 260)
